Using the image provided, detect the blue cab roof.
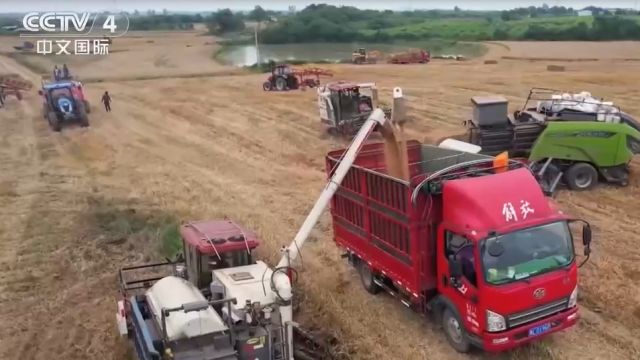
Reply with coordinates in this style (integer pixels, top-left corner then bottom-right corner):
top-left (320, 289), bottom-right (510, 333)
top-left (42, 81), bottom-right (74, 90)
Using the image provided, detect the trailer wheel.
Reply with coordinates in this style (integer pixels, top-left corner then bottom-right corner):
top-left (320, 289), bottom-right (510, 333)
top-left (358, 261), bottom-right (380, 295)
top-left (564, 162), bottom-right (598, 190)
top-left (442, 308), bottom-right (471, 353)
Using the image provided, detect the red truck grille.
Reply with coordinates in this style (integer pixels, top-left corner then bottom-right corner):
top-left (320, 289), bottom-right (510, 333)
top-left (506, 297), bottom-right (569, 328)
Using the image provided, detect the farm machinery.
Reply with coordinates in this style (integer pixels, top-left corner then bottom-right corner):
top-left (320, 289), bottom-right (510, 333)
top-left (317, 81), bottom-right (393, 136)
top-left (262, 63), bottom-right (333, 92)
top-left (326, 137), bottom-right (592, 353)
top-left (39, 79), bottom-right (91, 131)
top-left (447, 88), bottom-right (640, 192)
top-left (387, 48), bottom-right (430, 64)
top-left (0, 74), bottom-right (32, 107)
top-left (116, 90), bottom-right (405, 360)
top-left (351, 48), bottom-right (382, 64)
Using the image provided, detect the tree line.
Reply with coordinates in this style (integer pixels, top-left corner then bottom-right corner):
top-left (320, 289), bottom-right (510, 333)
top-left (256, 4), bottom-right (640, 43)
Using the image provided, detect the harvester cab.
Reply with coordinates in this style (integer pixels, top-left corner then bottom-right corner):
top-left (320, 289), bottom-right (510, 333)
top-left (317, 81), bottom-right (381, 136)
top-left (449, 91), bottom-right (640, 192)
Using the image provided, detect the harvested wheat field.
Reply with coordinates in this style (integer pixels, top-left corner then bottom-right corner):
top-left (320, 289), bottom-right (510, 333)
top-left (0, 33), bottom-right (639, 360)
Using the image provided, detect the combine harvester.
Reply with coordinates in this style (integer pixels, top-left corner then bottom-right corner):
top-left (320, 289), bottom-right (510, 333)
top-left (317, 81), bottom-right (388, 137)
top-left (262, 63), bottom-right (333, 92)
top-left (116, 89), bottom-right (400, 360)
top-left (447, 88), bottom-right (640, 192)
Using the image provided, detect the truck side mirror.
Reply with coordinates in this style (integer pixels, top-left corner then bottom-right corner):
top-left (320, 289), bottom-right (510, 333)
top-left (582, 224), bottom-right (592, 256)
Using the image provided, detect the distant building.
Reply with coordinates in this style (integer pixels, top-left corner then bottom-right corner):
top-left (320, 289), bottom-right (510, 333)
top-left (577, 10), bottom-right (593, 16)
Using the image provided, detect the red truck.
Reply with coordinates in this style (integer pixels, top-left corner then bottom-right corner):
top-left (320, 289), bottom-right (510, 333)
top-left (325, 140), bottom-right (592, 353)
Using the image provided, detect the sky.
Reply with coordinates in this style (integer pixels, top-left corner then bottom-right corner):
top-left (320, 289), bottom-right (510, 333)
top-left (2, 0), bottom-right (639, 12)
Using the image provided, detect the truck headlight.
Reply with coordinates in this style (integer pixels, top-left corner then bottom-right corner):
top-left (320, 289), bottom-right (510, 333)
top-left (568, 286), bottom-right (578, 308)
top-left (486, 310), bottom-right (506, 332)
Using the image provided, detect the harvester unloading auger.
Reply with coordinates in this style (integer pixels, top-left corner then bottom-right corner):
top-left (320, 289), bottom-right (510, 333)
top-left (116, 88), bottom-right (408, 360)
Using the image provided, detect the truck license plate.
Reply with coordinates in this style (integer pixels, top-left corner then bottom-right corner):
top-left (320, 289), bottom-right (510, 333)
top-left (528, 323), bottom-right (551, 337)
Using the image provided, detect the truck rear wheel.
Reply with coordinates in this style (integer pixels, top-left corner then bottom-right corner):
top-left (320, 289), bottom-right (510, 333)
top-left (564, 162), bottom-right (598, 190)
top-left (442, 308), bottom-right (471, 353)
top-left (358, 261), bottom-right (380, 295)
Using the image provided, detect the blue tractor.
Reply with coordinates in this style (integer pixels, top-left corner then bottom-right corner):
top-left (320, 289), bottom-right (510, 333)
top-left (39, 80), bottom-right (91, 132)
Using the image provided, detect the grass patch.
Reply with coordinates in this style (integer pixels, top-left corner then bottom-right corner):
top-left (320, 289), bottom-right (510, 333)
top-left (159, 223), bottom-right (182, 259)
top-left (88, 196), bottom-right (183, 259)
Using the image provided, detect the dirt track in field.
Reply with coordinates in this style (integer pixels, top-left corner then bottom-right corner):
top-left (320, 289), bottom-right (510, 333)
top-left (0, 34), bottom-right (639, 360)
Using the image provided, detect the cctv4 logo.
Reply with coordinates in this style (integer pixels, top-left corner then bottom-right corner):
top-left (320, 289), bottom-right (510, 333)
top-left (23, 12), bottom-right (118, 33)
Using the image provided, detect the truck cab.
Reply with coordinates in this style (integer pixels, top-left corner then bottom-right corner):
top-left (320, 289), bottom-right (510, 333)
top-left (326, 141), bottom-right (592, 353)
top-left (435, 166), bottom-right (589, 352)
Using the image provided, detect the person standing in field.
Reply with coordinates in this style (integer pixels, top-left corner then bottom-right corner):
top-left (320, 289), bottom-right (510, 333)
top-left (53, 65), bottom-right (60, 81)
top-left (62, 64), bottom-right (70, 79)
top-left (101, 91), bottom-right (112, 112)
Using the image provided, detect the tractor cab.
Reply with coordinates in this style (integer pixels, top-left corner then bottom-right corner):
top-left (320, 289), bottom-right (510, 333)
top-left (318, 81), bottom-right (378, 135)
top-left (178, 220), bottom-right (260, 294)
top-left (39, 80), bottom-right (91, 131)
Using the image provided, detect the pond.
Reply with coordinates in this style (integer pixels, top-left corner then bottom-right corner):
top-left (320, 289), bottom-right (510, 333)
top-left (218, 41), bottom-right (487, 66)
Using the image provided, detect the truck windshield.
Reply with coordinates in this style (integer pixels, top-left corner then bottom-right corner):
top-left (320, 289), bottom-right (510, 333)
top-left (481, 221), bottom-right (574, 285)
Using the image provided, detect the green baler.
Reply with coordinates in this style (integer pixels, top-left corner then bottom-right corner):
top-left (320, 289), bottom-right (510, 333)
top-left (453, 94), bottom-right (640, 191)
top-left (530, 121), bottom-right (640, 190)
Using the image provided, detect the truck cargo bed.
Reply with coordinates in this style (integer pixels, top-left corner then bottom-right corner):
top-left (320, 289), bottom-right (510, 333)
top-left (326, 141), bottom-right (493, 298)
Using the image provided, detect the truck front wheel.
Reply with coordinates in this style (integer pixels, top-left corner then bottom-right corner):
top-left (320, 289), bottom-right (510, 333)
top-left (358, 261), bottom-right (380, 295)
top-left (564, 162), bottom-right (598, 190)
top-left (442, 308), bottom-right (471, 353)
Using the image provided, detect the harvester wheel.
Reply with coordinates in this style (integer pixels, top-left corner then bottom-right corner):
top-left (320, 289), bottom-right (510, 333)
top-left (357, 261), bottom-right (380, 295)
top-left (47, 111), bottom-right (61, 132)
top-left (263, 81), bottom-right (272, 91)
top-left (564, 162), bottom-right (598, 190)
top-left (442, 308), bottom-right (471, 353)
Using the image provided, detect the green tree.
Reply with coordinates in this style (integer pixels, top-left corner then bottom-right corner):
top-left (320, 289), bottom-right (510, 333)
top-left (207, 9), bottom-right (245, 34)
top-left (249, 5), bottom-right (268, 22)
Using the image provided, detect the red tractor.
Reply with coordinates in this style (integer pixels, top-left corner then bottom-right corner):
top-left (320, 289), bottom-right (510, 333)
top-left (263, 63), bottom-right (332, 91)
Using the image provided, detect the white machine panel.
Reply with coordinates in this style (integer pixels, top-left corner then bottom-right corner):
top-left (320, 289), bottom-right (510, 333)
top-left (145, 276), bottom-right (228, 341)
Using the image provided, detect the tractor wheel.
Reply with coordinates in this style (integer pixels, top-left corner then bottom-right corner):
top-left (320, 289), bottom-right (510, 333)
top-left (47, 111), bottom-right (61, 132)
top-left (564, 162), bottom-right (598, 190)
top-left (442, 308), bottom-right (471, 353)
top-left (357, 260), bottom-right (380, 295)
top-left (83, 100), bottom-right (91, 114)
top-left (262, 81), bottom-right (272, 91)
top-left (275, 77), bottom-right (287, 91)
top-left (79, 109), bottom-right (90, 127)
